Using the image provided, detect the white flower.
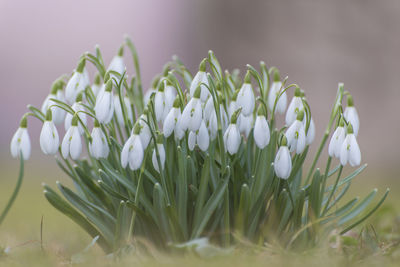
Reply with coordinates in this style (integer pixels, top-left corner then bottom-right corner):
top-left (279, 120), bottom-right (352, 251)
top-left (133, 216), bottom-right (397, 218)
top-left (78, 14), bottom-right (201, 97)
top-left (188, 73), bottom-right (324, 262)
top-left (188, 121), bottom-right (210, 151)
top-left (328, 124), bottom-right (346, 158)
top-left (344, 106), bottom-right (359, 136)
top-left (204, 97), bottom-right (215, 123)
top-left (114, 95), bottom-right (133, 126)
top-left (223, 123), bottom-right (241, 155)
top-left (285, 117), bottom-right (306, 154)
top-left (121, 132), bottom-right (144, 171)
top-left (152, 143), bottom-right (166, 173)
top-left (268, 75), bottom-right (287, 114)
top-left (305, 117), bottom-right (315, 145)
top-left (144, 88), bottom-right (156, 106)
top-left (238, 114), bottom-right (254, 138)
top-left (61, 124), bottom-right (82, 160)
top-left (92, 74), bottom-right (102, 97)
top-left (41, 82), bottom-right (66, 125)
top-left (253, 115), bottom-right (270, 149)
top-left (154, 83), bottom-right (174, 122)
top-left (181, 92), bottom-right (203, 132)
top-left (208, 104), bottom-right (229, 140)
top-left (274, 137), bottom-right (292, 179)
top-left (138, 114), bottom-right (151, 149)
top-left (190, 59), bottom-right (209, 102)
top-left (107, 55), bottom-right (125, 76)
top-left (340, 130), bottom-right (361, 167)
top-left (95, 81), bottom-right (114, 124)
top-left (65, 59), bottom-right (89, 104)
top-left (89, 125), bottom-right (109, 159)
top-left (163, 106), bottom-right (181, 138)
top-left (40, 116), bottom-right (59, 155)
top-left (10, 118), bottom-right (31, 160)
top-left (64, 101), bottom-right (87, 134)
top-left (286, 88), bottom-right (303, 125)
top-left (236, 74), bottom-right (255, 116)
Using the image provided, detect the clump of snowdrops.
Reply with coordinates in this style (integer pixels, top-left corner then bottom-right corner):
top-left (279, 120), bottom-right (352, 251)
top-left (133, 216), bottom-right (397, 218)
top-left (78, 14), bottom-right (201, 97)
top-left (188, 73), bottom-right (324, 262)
top-left (9, 37), bottom-right (388, 254)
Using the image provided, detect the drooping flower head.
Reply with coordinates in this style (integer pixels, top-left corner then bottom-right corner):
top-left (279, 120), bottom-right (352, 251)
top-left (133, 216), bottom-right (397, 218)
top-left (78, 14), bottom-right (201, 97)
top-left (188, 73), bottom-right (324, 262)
top-left (121, 123), bottom-right (144, 171)
top-left (10, 116), bottom-right (31, 160)
top-left (286, 86), bottom-right (304, 126)
top-left (65, 57), bottom-right (89, 104)
top-left (253, 105), bottom-right (270, 149)
top-left (340, 123), bottom-right (361, 167)
top-left (61, 115), bottom-right (82, 160)
top-left (152, 133), bottom-right (166, 173)
top-left (274, 135), bottom-right (292, 179)
top-left (328, 117), bottom-right (346, 158)
top-left (268, 69), bottom-right (287, 114)
top-left (181, 86), bottom-right (203, 132)
top-left (236, 71), bottom-right (255, 117)
top-left (95, 80), bottom-right (114, 124)
top-left (41, 79), bottom-right (66, 125)
top-left (89, 120), bottom-right (110, 159)
top-left (190, 59), bottom-right (209, 102)
top-left (40, 110), bottom-right (60, 155)
top-left (285, 110), bottom-right (306, 154)
top-left (224, 108), bottom-right (242, 155)
top-left (344, 94), bottom-right (359, 136)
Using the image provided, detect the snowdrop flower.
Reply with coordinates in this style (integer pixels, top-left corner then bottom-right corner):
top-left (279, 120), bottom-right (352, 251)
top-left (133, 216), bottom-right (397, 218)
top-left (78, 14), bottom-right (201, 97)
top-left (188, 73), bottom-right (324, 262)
top-left (163, 97), bottom-right (182, 138)
top-left (190, 59), bottom-right (209, 102)
top-left (65, 58), bottom-right (89, 103)
top-left (91, 73), bottom-right (102, 97)
top-left (61, 116), bottom-right (82, 160)
top-left (188, 121), bottom-right (209, 151)
top-left (223, 110), bottom-right (241, 155)
top-left (144, 78), bottom-right (159, 106)
top-left (285, 110), bottom-right (306, 154)
top-left (228, 90), bottom-right (240, 118)
top-left (253, 106), bottom-right (270, 149)
top-left (41, 80), bottom-right (66, 125)
top-left (344, 95), bottom-right (359, 136)
top-left (268, 70), bottom-right (287, 114)
top-left (138, 113), bottom-right (151, 149)
top-left (340, 123), bottom-right (361, 167)
top-left (114, 95), bottom-right (133, 126)
top-left (10, 116), bottom-right (31, 160)
top-left (274, 135), bottom-right (292, 179)
top-left (107, 46), bottom-right (125, 79)
top-left (64, 93), bottom-right (87, 134)
top-left (89, 120), bottom-right (109, 159)
top-left (40, 110), bottom-right (59, 155)
top-left (286, 87), bottom-right (304, 126)
top-left (121, 123), bottom-right (144, 171)
top-left (95, 80), bottom-right (114, 124)
top-left (204, 97), bottom-right (215, 123)
top-left (236, 71), bottom-right (255, 116)
top-left (181, 86), bottom-right (203, 132)
top-left (154, 80), bottom-right (175, 122)
top-left (239, 114), bottom-right (254, 138)
top-left (328, 118), bottom-right (346, 158)
top-left (208, 103), bottom-right (229, 140)
top-left (305, 117), bottom-right (315, 145)
top-left (152, 134), bottom-right (166, 173)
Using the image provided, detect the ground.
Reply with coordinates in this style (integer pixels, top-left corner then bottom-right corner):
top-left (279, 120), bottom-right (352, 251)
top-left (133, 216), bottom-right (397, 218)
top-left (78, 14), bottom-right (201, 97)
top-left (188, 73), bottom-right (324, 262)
top-left (0, 156), bottom-right (399, 266)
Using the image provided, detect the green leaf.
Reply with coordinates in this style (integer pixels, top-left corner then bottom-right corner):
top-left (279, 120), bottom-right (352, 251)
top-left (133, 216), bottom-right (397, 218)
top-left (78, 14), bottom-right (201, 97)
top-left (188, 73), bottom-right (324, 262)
top-left (340, 189), bottom-right (389, 234)
top-left (338, 189), bottom-right (377, 225)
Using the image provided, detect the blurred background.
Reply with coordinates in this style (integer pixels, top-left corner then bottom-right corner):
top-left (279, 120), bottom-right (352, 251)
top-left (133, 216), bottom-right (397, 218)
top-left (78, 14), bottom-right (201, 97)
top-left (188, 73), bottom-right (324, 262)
top-left (0, 0), bottom-right (399, 253)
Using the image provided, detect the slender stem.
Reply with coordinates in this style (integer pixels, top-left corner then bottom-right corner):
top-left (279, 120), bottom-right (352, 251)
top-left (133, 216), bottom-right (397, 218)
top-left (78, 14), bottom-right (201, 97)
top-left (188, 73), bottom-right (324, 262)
top-left (321, 165), bottom-right (343, 216)
top-left (0, 157), bottom-right (24, 225)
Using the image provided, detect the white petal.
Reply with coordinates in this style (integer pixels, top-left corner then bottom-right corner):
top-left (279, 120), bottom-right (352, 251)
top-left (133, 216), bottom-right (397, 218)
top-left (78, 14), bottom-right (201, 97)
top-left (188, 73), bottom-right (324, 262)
top-left (254, 116), bottom-right (270, 149)
top-left (237, 84), bottom-right (255, 116)
top-left (226, 124), bottom-right (241, 154)
top-left (19, 129), bottom-right (31, 160)
top-left (274, 146), bottom-right (292, 179)
top-left (128, 136), bottom-right (144, 170)
top-left (10, 128), bottom-right (22, 158)
top-left (340, 136), bottom-right (350, 166)
top-left (154, 91), bottom-right (166, 122)
top-left (348, 134), bottom-right (361, 166)
top-left (305, 118), bottom-right (315, 145)
top-left (163, 108), bottom-right (178, 138)
top-left (197, 121), bottom-right (209, 151)
top-left (107, 55), bottom-right (125, 75)
top-left (295, 125), bottom-right (306, 154)
top-left (344, 107), bottom-right (359, 136)
top-left (69, 128), bottom-right (82, 160)
top-left (61, 127), bottom-right (73, 159)
top-left (188, 131), bottom-right (196, 151)
top-left (152, 144), bottom-right (165, 173)
top-left (285, 97), bottom-right (303, 126)
top-left (121, 136), bottom-right (133, 168)
top-left (65, 72), bottom-right (79, 103)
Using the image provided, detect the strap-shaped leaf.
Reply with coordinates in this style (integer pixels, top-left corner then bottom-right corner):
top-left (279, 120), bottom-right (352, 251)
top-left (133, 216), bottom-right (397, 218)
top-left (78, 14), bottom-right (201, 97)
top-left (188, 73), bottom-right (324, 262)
top-left (338, 189), bottom-right (377, 225)
top-left (340, 189), bottom-right (389, 234)
top-left (43, 184), bottom-right (111, 252)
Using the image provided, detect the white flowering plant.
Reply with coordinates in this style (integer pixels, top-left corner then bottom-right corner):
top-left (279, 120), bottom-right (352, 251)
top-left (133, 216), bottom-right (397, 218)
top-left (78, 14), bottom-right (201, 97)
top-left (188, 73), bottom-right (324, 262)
top-left (9, 37), bottom-right (388, 254)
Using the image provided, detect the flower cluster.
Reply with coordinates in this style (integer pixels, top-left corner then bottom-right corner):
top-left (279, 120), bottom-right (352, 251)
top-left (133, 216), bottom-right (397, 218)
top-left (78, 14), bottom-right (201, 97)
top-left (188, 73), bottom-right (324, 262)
top-left (10, 38), bottom-right (376, 253)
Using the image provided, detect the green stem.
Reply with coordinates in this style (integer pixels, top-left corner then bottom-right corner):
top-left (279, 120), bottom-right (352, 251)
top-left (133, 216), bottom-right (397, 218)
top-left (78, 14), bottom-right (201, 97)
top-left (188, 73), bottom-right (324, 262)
top-left (322, 165), bottom-right (343, 216)
top-left (0, 157), bottom-right (24, 225)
